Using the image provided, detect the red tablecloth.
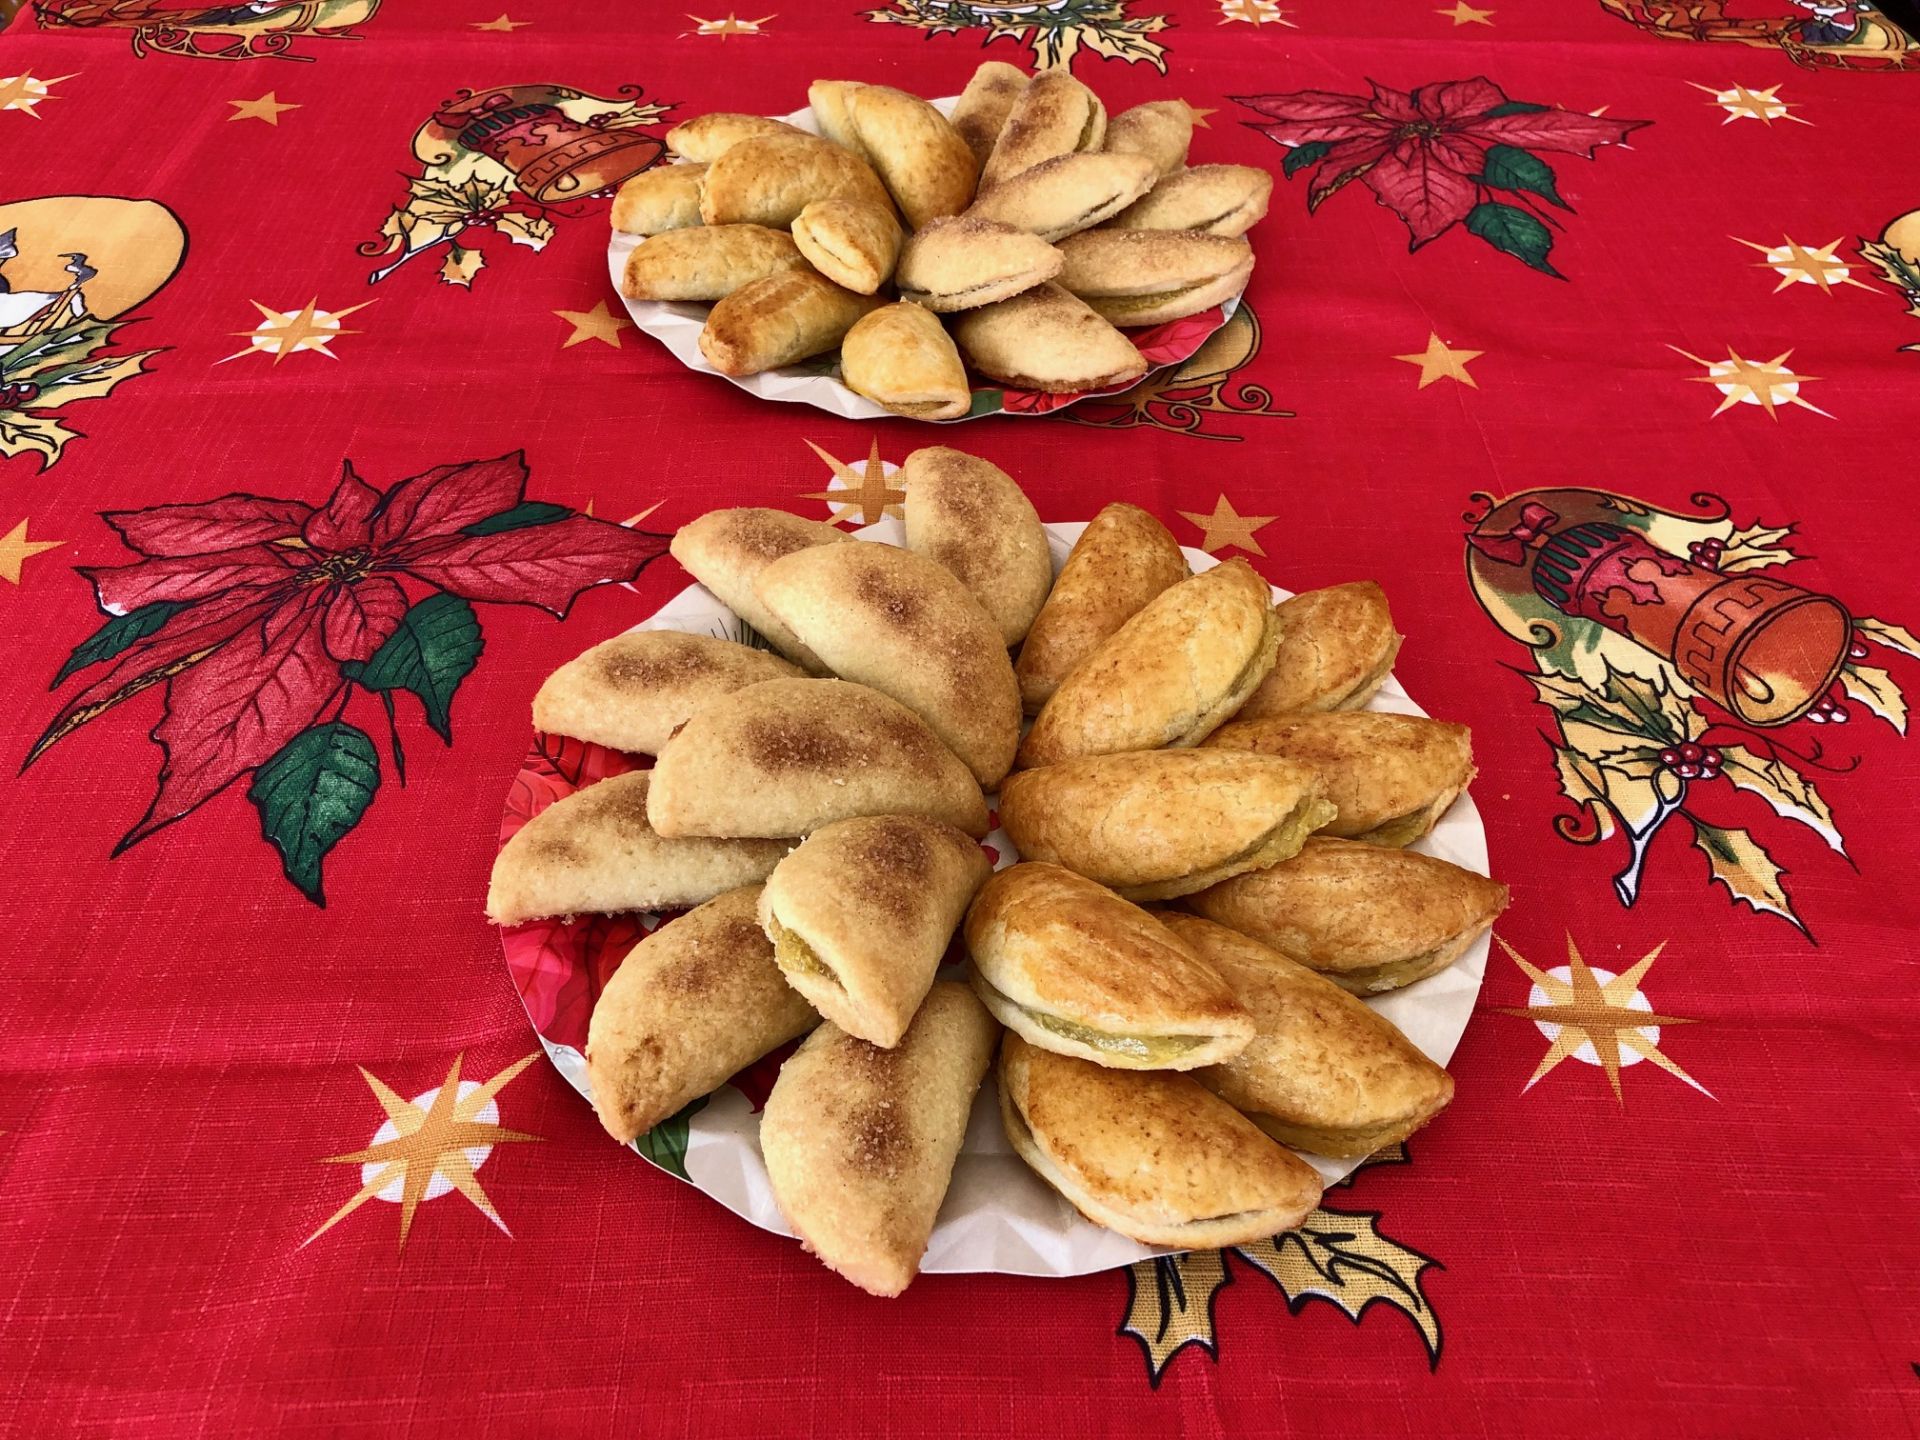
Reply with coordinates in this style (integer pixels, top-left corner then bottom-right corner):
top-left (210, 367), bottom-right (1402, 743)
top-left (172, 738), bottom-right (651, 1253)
top-left (3, 2), bottom-right (1918, 1435)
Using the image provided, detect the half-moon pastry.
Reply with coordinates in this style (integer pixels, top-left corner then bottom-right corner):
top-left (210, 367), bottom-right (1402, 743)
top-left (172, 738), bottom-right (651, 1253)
top-left (1108, 163), bottom-right (1274, 237)
top-left (486, 772), bottom-right (787, 925)
top-left (647, 678), bottom-right (990, 839)
top-left (699, 132), bottom-right (894, 228)
top-left (669, 507), bottom-right (853, 671)
top-left (964, 151), bottom-right (1157, 242)
top-left (1018, 558), bottom-right (1279, 768)
top-left (950, 60), bottom-right (1027, 169)
top-left (848, 84), bottom-right (978, 229)
top-left (1014, 502), bottom-right (1189, 714)
top-left (980, 70), bottom-right (1106, 189)
top-left (996, 750), bottom-right (1334, 902)
top-left (1160, 913), bottom-right (1454, 1156)
top-left (755, 541), bottom-right (1021, 788)
top-left (839, 302), bottom-right (970, 421)
top-left (610, 163), bottom-right (707, 235)
top-left (1238, 581), bottom-right (1403, 719)
top-left (665, 111), bottom-right (803, 163)
top-left (964, 863), bottom-right (1252, 1070)
top-left (762, 981), bottom-right (997, 1297)
top-left (699, 270), bottom-right (883, 377)
top-left (532, 630), bottom-right (802, 756)
top-left (900, 446), bottom-right (1052, 646)
top-left (585, 885), bottom-right (818, 1144)
top-left (1185, 836), bottom-right (1510, 994)
top-left (806, 80), bottom-right (866, 156)
top-left (950, 282), bottom-right (1147, 394)
top-left (1054, 229), bottom-right (1254, 327)
top-left (759, 815), bottom-right (991, 1047)
top-left (894, 216), bottom-right (1064, 313)
top-left (1102, 100), bottom-right (1192, 180)
top-left (790, 198), bottom-right (903, 295)
top-left (1204, 711), bottom-right (1474, 847)
top-left (998, 1034), bottom-right (1323, 1247)
top-left (619, 224), bottom-right (807, 303)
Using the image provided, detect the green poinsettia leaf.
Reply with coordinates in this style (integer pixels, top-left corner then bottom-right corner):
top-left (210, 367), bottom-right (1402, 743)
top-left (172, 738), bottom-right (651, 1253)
top-left (341, 594), bottom-right (484, 743)
top-left (1283, 140), bottom-right (1332, 177)
top-left (460, 501), bottom-right (571, 537)
top-left (1482, 100), bottom-right (1548, 117)
top-left (1479, 144), bottom-right (1569, 210)
top-left (635, 1095), bottom-right (707, 1180)
top-left (248, 721), bottom-right (380, 906)
top-left (52, 601), bottom-right (187, 688)
top-left (1466, 201), bottom-right (1565, 279)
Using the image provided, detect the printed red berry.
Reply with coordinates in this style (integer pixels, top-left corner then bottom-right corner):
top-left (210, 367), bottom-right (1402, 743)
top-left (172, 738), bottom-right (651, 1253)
top-left (1658, 748), bottom-right (1680, 767)
top-left (1849, 641), bottom-right (1869, 661)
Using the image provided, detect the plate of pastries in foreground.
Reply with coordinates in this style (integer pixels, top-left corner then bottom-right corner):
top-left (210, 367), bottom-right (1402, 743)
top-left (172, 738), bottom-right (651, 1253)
top-left (607, 62), bottom-right (1272, 421)
top-left (490, 448), bottom-right (1506, 1295)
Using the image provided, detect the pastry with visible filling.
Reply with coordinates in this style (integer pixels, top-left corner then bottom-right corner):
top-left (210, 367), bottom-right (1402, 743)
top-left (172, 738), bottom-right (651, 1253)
top-left (1054, 228), bottom-right (1253, 327)
top-left (1107, 163), bottom-right (1274, 238)
top-left (1239, 581), bottom-right (1403, 719)
top-left (894, 216), bottom-right (1064, 314)
top-left (950, 282), bottom-right (1146, 394)
top-left (790, 198), bottom-right (903, 295)
top-left (839, 303), bottom-right (971, 421)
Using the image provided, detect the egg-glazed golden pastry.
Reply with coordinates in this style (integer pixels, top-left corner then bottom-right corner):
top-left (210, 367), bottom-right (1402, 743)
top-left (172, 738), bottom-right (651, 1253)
top-left (1101, 100), bottom-right (1193, 180)
top-left (665, 112), bottom-right (803, 163)
top-left (698, 269), bottom-right (883, 378)
top-left (618, 224), bottom-right (807, 303)
top-left (699, 132), bottom-right (894, 228)
top-left (900, 446), bottom-right (1052, 647)
top-left (668, 506), bottom-right (853, 672)
top-left (950, 60), bottom-right (1028, 169)
top-left (805, 80), bottom-right (866, 156)
top-left (980, 70), bottom-right (1106, 189)
top-left (847, 84), bottom-right (979, 230)
top-left (789, 198), bottom-right (903, 295)
top-left (1238, 581), bottom-right (1403, 720)
top-left (839, 302), bottom-right (971, 421)
top-left (610, 163), bottom-right (707, 235)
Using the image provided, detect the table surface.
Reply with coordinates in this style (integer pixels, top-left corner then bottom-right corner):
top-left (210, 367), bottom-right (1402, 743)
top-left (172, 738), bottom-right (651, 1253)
top-left (3, 2), bottom-right (1917, 1436)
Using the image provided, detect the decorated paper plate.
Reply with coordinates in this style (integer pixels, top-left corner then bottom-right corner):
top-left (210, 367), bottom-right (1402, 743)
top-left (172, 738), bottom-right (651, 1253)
top-left (605, 99), bottom-right (1248, 423)
top-left (498, 519), bottom-right (1490, 1278)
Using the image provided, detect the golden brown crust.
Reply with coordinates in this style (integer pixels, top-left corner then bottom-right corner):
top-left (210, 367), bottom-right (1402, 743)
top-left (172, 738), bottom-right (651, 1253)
top-left (1203, 711), bottom-right (1475, 846)
top-left (999, 1034), bottom-right (1322, 1247)
top-left (665, 112), bottom-right (803, 164)
top-left (1101, 100), bottom-right (1193, 180)
top-left (698, 269), bottom-right (883, 378)
top-left (531, 631), bottom-right (802, 756)
top-left (894, 216), bottom-right (1064, 313)
top-left (900, 446), bottom-right (1052, 646)
top-left (950, 282), bottom-right (1147, 394)
top-left (668, 507), bottom-right (853, 671)
top-left (610, 164), bottom-right (707, 235)
top-left (699, 132), bottom-right (894, 228)
top-left (951, 61), bottom-right (1028, 169)
top-left (790, 198), bottom-right (903, 294)
top-left (1055, 229), bottom-right (1254, 326)
top-left (759, 816), bottom-right (991, 1047)
top-left (1184, 836), bottom-right (1510, 993)
top-left (754, 541), bottom-right (1021, 787)
top-left (839, 303), bottom-right (970, 421)
top-left (585, 886), bottom-right (817, 1144)
top-left (762, 981), bottom-right (997, 1296)
top-left (848, 84), bottom-right (979, 230)
top-left (806, 80), bottom-right (866, 156)
top-left (619, 224), bottom-right (806, 303)
top-left (646, 678), bottom-right (989, 839)
top-left (1239, 581), bottom-right (1403, 719)
top-left (485, 772), bottom-right (788, 925)
top-left (981, 70), bottom-right (1106, 189)
top-left (964, 152), bottom-right (1157, 243)
top-left (1108, 163), bottom-right (1274, 237)
top-left (1014, 502), bottom-right (1189, 713)
top-left (1161, 914), bottom-right (1454, 1157)
top-left (1018, 558), bottom-right (1279, 767)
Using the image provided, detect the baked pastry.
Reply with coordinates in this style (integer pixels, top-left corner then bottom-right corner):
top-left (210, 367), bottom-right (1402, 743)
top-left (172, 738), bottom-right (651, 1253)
top-left (839, 303), bottom-right (970, 421)
top-left (980, 70), bottom-right (1106, 189)
top-left (619, 224), bottom-right (807, 303)
top-left (950, 283), bottom-right (1147, 394)
top-left (761, 981), bottom-right (996, 1296)
top-left (1102, 100), bottom-right (1193, 180)
top-left (1014, 502), bottom-right (1189, 714)
top-left (848, 84), bottom-right (978, 230)
top-left (1185, 836), bottom-right (1510, 994)
top-left (585, 885), bottom-right (817, 1144)
top-left (806, 80), bottom-right (866, 156)
top-left (532, 630), bottom-right (802, 755)
top-left (1205, 711), bottom-right (1475, 847)
top-left (1108, 163), bottom-right (1274, 237)
top-left (894, 216), bottom-right (1063, 313)
top-left (996, 750), bottom-right (1334, 902)
top-left (485, 772), bottom-right (787, 925)
top-left (610, 164), bottom-right (707, 235)
top-left (1239, 582), bottom-right (1402, 719)
top-left (998, 1034), bottom-right (1323, 1247)
top-left (699, 132), bottom-right (894, 228)
top-left (950, 60), bottom-right (1028, 169)
top-left (754, 540), bottom-right (1021, 787)
top-left (964, 862), bottom-right (1252, 1070)
top-left (789, 198), bottom-right (903, 295)
top-left (1018, 558), bottom-right (1279, 767)
top-left (1054, 229), bottom-right (1253, 326)
top-left (900, 446), bottom-right (1051, 646)
top-left (646, 678), bottom-right (990, 839)
top-left (665, 112), bottom-right (802, 163)
top-left (698, 269), bottom-right (883, 377)
top-left (669, 507), bottom-right (853, 671)
top-left (1160, 913), bottom-right (1454, 1156)
top-left (759, 815), bottom-right (991, 1047)
top-left (964, 151), bottom-right (1157, 242)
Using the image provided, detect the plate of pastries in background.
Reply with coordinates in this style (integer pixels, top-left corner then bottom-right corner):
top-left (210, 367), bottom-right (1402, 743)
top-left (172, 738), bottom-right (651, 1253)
top-left (607, 63), bottom-right (1273, 421)
top-left (489, 448), bottom-right (1506, 1296)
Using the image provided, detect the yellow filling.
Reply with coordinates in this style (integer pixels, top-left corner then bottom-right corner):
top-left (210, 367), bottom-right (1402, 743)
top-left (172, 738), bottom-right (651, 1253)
top-left (1356, 805), bottom-right (1438, 849)
top-left (1027, 1012), bottom-right (1205, 1063)
top-left (771, 921), bottom-right (841, 987)
top-left (1099, 281), bottom-right (1207, 316)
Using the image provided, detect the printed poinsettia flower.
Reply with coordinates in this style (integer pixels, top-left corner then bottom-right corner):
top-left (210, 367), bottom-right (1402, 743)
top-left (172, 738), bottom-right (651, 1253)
top-left (1237, 77), bottom-right (1648, 275)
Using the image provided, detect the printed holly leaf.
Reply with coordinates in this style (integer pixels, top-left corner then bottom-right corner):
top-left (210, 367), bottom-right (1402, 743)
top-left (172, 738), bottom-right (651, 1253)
top-left (0, 317), bottom-right (117, 375)
top-left (52, 601), bottom-right (187, 688)
top-left (1235, 1207), bottom-right (1443, 1367)
top-left (1467, 200), bottom-right (1564, 278)
top-left (342, 594), bottom-right (484, 743)
top-left (1482, 100), bottom-right (1548, 117)
top-left (1717, 522), bottom-right (1799, 574)
top-left (1120, 1251), bottom-right (1229, 1387)
top-left (440, 245), bottom-right (486, 288)
top-left (1855, 617), bottom-right (1920, 661)
top-left (1687, 817), bottom-right (1802, 933)
top-left (31, 349), bottom-right (157, 407)
top-left (1840, 661), bottom-right (1906, 734)
top-left (634, 1095), bottom-right (707, 1180)
top-left (0, 409), bottom-right (77, 466)
top-left (1076, 16), bottom-right (1171, 69)
top-left (496, 210), bottom-right (555, 251)
top-left (1479, 144), bottom-right (1568, 209)
top-left (461, 501), bottom-right (571, 537)
top-left (1282, 140), bottom-right (1331, 177)
top-left (248, 721), bottom-right (380, 905)
top-left (1717, 744), bottom-right (1843, 855)
top-left (1551, 743), bottom-right (1617, 840)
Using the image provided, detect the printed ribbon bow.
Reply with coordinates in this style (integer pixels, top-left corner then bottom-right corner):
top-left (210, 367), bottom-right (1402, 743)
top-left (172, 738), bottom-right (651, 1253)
top-left (1469, 501), bottom-right (1560, 565)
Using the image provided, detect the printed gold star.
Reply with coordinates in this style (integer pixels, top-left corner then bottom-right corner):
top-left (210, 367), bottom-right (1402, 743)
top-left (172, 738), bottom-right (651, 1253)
top-left (554, 301), bottom-right (631, 349)
top-left (684, 12), bottom-right (775, 37)
top-left (471, 13), bottom-right (529, 31)
top-left (1494, 935), bottom-right (1708, 1104)
top-left (0, 518), bottom-right (64, 586)
top-left (227, 91), bottom-right (299, 125)
top-left (803, 438), bottom-right (903, 525)
top-left (224, 298), bottom-right (372, 365)
top-left (1436, 2), bottom-right (1494, 24)
top-left (1394, 333), bottom-right (1482, 389)
top-left (1179, 495), bottom-right (1276, 556)
top-left (0, 71), bottom-right (77, 119)
top-left (1669, 344), bottom-right (1830, 419)
top-left (308, 1052), bottom-right (542, 1251)
top-left (1689, 82), bottom-right (1809, 126)
top-left (1732, 236), bottom-right (1874, 295)
top-left (1184, 103), bottom-right (1218, 129)
top-left (1218, 0), bottom-right (1294, 25)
